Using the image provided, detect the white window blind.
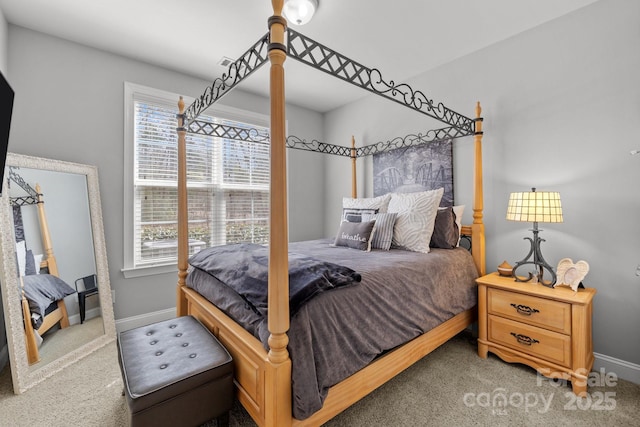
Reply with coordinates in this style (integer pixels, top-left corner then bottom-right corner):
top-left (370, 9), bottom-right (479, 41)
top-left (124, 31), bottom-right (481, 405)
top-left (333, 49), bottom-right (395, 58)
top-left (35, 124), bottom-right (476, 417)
top-left (131, 91), bottom-right (270, 269)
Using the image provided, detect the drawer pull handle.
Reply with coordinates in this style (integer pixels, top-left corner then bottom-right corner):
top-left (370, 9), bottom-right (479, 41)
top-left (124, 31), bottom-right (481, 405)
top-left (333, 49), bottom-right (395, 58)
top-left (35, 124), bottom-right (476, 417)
top-left (510, 303), bottom-right (539, 316)
top-left (510, 332), bottom-right (540, 346)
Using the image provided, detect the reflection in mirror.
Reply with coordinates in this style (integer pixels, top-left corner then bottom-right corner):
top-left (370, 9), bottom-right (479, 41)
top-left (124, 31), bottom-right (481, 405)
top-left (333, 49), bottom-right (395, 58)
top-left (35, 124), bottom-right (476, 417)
top-left (0, 153), bottom-right (115, 394)
top-left (10, 166), bottom-right (100, 369)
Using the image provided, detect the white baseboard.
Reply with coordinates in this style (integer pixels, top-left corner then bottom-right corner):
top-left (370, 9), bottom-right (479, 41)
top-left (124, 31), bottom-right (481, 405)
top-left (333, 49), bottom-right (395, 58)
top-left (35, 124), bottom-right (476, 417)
top-left (594, 352), bottom-right (640, 385)
top-left (67, 307), bottom-right (102, 326)
top-left (115, 307), bottom-right (176, 333)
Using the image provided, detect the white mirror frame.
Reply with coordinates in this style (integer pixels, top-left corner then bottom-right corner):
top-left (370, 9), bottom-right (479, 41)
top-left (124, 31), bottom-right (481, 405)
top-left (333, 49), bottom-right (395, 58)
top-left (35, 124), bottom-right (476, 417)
top-left (0, 153), bottom-right (116, 393)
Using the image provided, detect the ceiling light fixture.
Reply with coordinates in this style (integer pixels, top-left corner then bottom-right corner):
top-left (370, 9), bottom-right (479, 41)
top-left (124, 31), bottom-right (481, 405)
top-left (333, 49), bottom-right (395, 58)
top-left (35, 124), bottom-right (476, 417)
top-left (283, 0), bottom-right (318, 26)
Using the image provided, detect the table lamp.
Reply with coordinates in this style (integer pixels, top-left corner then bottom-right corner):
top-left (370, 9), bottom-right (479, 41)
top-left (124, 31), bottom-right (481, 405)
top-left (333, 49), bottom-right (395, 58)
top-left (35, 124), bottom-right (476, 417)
top-left (506, 188), bottom-right (563, 286)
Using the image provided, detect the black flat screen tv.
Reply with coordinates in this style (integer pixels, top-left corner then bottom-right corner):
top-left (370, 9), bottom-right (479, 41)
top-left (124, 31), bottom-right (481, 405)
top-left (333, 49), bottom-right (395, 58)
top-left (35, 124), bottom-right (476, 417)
top-left (0, 70), bottom-right (14, 196)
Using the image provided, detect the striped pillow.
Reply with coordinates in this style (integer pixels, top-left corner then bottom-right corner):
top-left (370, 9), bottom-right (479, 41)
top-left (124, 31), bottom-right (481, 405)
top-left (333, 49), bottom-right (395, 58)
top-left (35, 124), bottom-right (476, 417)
top-left (361, 212), bottom-right (397, 251)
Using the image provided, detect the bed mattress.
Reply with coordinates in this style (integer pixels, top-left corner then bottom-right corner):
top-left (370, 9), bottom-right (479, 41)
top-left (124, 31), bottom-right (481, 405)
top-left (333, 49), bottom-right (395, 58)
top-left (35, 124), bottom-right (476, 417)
top-left (186, 238), bottom-right (478, 419)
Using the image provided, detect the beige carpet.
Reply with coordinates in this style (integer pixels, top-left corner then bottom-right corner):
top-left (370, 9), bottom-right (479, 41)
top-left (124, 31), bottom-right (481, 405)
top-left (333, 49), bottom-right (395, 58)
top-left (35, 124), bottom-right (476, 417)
top-left (1, 332), bottom-right (639, 426)
top-left (30, 316), bottom-right (104, 372)
top-left (0, 338), bottom-right (128, 427)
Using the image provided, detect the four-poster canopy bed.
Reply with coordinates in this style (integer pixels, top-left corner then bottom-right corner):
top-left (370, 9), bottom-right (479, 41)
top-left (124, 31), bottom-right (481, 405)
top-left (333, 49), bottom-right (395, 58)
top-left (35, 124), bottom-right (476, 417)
top-left (175, 1), bottom-right (485, 426)
top-left (8, 168), bottom-right (74, 365)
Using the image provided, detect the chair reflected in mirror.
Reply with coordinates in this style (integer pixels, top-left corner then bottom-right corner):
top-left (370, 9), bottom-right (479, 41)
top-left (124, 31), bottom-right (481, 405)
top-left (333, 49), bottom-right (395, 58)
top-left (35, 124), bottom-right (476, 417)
top-left (74, 274), bottom-right (99, 324)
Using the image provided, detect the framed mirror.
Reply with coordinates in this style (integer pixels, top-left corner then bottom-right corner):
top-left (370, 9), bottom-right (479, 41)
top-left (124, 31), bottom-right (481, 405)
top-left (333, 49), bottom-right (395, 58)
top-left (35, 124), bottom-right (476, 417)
top-left (0, 153), bottom-right (115, 394)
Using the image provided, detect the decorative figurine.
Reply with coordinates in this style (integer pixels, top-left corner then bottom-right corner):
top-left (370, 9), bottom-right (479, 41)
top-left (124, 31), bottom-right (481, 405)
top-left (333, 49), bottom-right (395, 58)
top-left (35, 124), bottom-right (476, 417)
top-left (497, 260), bottom-right (513, 277)
top-left (554, 258), bottom-right (589, 291)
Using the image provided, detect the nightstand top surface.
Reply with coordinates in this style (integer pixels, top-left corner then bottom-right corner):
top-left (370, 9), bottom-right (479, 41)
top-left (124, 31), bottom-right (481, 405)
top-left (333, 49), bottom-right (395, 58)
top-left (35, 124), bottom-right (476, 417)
top-left (476, 272), bottom-right (596, 304)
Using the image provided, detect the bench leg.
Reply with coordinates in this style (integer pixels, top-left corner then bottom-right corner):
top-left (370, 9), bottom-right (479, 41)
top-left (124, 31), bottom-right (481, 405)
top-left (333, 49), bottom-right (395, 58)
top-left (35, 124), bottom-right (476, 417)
top-left (78, 294), bottom-right (87, 324)
top-left (216, 412), bottom-right (229, 427)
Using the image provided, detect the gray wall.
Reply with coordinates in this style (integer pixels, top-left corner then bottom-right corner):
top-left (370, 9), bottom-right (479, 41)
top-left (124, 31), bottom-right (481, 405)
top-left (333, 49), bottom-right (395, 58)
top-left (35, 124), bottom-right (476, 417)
top-left (324, 0), bottom-right (640, 367)
top-left (5, 26), bottom-right (325, 321)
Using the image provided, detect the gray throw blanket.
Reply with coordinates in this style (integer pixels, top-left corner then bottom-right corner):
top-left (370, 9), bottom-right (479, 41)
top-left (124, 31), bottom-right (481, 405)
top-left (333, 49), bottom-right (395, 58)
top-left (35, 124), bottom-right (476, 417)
top-left (188, 243), bottom-right (361, 317)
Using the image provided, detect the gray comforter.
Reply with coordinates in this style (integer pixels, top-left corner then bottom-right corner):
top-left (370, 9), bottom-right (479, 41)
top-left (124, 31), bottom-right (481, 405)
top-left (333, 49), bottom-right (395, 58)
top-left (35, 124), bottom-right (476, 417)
top-left (22, 274), bottom-right (76, 329)
top-left (186, 238), bottom-right (478, 420)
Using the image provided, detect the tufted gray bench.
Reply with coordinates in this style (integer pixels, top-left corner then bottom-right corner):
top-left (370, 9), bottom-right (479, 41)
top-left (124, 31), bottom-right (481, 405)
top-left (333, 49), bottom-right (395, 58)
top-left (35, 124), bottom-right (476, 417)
top-left (117, 315), bottom-right (234, 427)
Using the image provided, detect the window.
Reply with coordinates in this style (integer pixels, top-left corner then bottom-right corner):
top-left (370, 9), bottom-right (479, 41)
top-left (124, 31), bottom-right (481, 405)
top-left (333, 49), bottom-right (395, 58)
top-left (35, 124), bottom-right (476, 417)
top-left (123, 83), bottom-right (270, 277)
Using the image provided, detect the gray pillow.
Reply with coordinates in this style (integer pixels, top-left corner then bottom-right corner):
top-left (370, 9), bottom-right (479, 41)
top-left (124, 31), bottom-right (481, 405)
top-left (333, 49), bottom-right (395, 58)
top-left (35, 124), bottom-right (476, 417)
top-left (334, 220), bottom-right (376, 251)
top-left (430, 206), bottom-right (459, 249)
top-left (25, 249), bottom-right (38, 275)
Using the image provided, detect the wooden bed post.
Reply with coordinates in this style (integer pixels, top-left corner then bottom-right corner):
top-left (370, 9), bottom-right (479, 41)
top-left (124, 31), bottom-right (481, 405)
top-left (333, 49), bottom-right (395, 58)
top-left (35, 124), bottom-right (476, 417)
top-left (351, 136), bottom-right (357, 198)
top-left (21, 280), bottom-right (40, 364)
top-left (35, 184), bottom-right (58, 277)
top-left (36, 184), bottom-right (69, 329)
top-left (472, 102), bottom-right (486, 275)
top-left (176, 96), bottom-right (189, 316)
top-left (266, 1), bottom-right (292, 426)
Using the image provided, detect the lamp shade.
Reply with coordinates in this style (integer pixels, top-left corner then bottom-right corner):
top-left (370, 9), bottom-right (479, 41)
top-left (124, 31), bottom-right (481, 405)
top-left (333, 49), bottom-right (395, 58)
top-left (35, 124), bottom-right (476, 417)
top-left (506, 189), bottom-right (563, 223)
top-left (283, 0), bottom-right (318, 26)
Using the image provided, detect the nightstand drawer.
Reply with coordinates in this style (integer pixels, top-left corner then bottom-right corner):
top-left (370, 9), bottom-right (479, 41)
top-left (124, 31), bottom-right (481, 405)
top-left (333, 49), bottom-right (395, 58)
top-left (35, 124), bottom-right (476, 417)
top-left (488, 288), bottom-right (571, 334)
top-left (488, 315), bottom-right (571, 367)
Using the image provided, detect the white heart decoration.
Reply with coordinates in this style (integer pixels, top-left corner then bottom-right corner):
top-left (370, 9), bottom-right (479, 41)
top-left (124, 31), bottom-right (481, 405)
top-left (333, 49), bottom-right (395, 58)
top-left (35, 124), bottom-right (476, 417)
top-left (554, 258), bottom-right (589, 291)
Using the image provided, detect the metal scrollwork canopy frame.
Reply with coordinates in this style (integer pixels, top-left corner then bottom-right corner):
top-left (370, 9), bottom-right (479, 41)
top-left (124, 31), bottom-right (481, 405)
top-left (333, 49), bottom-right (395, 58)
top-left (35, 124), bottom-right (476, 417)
top-left (8, 167), bottom-right (39, 207)
top-left (182, 28), bottom-right (478, 158)
top-left (286, 29), bottom-right (474, 134)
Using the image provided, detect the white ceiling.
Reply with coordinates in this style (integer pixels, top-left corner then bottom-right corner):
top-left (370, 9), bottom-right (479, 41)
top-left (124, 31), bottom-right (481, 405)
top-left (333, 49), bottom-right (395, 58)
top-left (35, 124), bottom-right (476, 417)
top-left (0, 0), bottom-right (599, 112)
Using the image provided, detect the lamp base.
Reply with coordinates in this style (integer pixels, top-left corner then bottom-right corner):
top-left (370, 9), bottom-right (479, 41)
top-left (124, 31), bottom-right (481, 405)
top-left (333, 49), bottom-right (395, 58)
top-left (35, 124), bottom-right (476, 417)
top-left (512, 223), bottom-right (557, 287)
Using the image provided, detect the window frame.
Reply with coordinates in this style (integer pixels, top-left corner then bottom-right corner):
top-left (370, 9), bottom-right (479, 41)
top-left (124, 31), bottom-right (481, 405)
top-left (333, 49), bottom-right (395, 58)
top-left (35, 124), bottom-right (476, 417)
top-left (122, 82), bottom-right (270, 278)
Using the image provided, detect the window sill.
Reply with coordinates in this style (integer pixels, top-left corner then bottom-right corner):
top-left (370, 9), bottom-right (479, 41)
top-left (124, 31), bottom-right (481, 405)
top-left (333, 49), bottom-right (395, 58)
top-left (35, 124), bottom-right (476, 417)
top-left (121, 263), bottom-right (177, 279)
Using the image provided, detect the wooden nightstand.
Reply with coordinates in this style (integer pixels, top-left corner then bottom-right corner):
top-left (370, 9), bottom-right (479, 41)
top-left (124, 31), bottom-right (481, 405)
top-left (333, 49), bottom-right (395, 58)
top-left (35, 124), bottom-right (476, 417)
top-left (477, 272), bottom-right (596, 396)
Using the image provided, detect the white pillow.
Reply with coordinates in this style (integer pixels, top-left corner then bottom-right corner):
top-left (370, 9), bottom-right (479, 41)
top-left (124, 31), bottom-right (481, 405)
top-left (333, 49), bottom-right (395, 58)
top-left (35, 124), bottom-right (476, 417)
top-left (16, 240), bottom-right (27, 277)
top-left (34, 254), bottom-right (44, 274)
top-left (388, 188), bottom-right (444, 253)
top-left (342, 194), bottom-right (392, 213)
top-left (452, 205), bottom-right (465, 246)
